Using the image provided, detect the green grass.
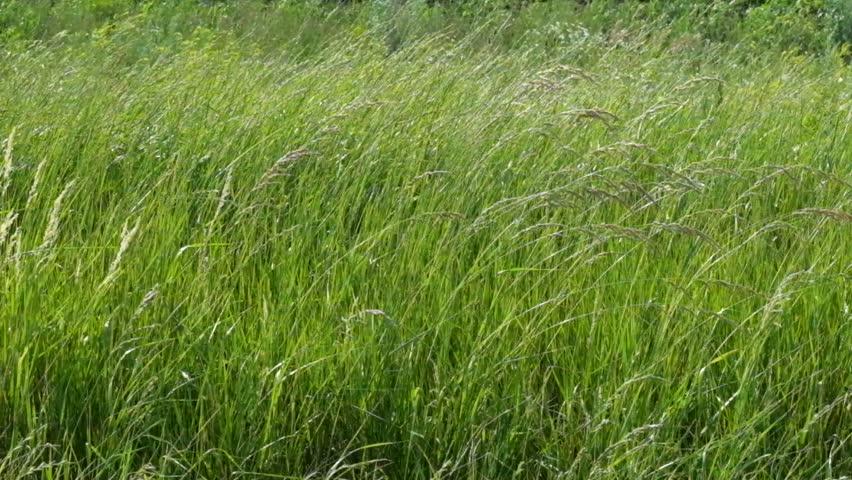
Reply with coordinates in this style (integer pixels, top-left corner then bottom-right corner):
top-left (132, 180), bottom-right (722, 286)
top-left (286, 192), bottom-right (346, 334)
top-left (1, 1), bottom-right (851, 479)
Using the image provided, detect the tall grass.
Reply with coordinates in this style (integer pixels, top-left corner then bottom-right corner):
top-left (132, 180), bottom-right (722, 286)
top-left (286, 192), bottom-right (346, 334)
top-left (0, 2), bottom-right (850, 479)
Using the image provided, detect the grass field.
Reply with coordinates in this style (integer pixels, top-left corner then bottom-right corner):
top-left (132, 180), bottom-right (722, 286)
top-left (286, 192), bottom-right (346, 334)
top-left (1, 1), bottom-right (851, 478)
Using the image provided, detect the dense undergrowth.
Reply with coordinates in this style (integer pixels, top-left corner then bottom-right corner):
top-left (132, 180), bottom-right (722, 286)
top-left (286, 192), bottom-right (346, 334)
top-left (1, 1), bottom-right (851, 479)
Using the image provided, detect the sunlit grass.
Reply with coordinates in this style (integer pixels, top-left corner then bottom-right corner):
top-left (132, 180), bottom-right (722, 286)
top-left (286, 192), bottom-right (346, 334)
top-left (0, 4), bottom-right (850, 479)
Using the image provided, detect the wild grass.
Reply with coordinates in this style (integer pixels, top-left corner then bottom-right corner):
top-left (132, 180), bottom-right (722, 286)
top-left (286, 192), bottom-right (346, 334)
top-left (0, 2), bottom-right (851, 479)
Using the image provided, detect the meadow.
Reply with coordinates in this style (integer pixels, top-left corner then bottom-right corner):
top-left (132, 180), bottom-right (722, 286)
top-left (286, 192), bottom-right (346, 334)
top-left (0, 1), bottom-right (851, 478)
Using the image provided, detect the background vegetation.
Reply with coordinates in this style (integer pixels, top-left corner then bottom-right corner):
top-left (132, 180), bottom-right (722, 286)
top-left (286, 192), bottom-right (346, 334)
top-left (1, 1), bottom-right (850, 479)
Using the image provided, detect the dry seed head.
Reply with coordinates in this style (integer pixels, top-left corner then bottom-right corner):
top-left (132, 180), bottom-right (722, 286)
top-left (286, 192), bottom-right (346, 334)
top-left (213, 164), bottom-right (234, 224)
top-left (1, 127), bottom-right (16, 198)
top-left (130, 463), bottom-right (158, 480)
top-left (26, 158), bottom-right (48, 209)
top-left (753, 165), bottom-right (798, 188)
top-left (522, 76), bottom-right (563, 92)
top-left (583, 187), bottom-right (629, 207)
top-left (99, 218), bottom-right (142, 290)
top-left (40, 180), bottom-right (76, 252)
top-left (562, 108), bottom-right (620, 123)
top-left (651, 222), bottom-right (720, 249)
top-left (132, 285), bottom-right (160, 319)
top-left (254, 148), bottom-right (317, 191)
top-left (0, 210), bottom-right (18, 249)
top-left (793, 208), bottom-right (852, 223)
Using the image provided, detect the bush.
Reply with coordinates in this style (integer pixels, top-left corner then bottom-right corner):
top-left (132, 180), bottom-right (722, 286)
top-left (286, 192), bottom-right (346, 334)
top-left (1, 0), bottom-right (852, 55)
top-left (827, 0), bottom-right (852, 46)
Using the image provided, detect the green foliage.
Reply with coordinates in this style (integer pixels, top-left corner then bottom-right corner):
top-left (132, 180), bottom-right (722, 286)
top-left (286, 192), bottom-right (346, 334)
top-left (2, 0), bottom-right (852, 54)
top-left (0, 1), bottom-right (851, 479)
top-left (828, 0), bottom-right (852, 45)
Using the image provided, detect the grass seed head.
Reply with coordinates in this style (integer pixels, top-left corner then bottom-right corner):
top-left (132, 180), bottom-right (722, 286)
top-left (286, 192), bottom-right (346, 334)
top-left (1, 127), bottom-right (16, 198)
top-left (25, 158), bottom-right (48, 209)
top-left (40, 179), bottom-right (76, 253)
top-left (0, 209), bottom-right (17, 249)
top-left (99, 218), bottom-right (142, 290)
